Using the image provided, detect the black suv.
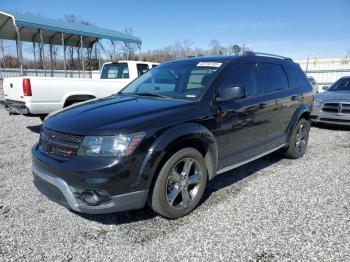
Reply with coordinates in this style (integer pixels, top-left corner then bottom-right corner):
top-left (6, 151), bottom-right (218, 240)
top-left (32, 54), bottom-right (313, 219)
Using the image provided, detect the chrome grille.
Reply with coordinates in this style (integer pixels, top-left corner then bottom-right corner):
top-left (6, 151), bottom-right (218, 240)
top-left (39, 128), bottom-right (83, 158)
top-left (322, 102), bottom-right (350, 114)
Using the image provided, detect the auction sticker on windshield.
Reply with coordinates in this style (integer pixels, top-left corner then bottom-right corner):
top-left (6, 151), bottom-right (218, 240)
top-left (197, 62), bottom-right (222, 67)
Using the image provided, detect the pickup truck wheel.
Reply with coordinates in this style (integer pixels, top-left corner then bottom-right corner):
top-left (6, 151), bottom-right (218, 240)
top-left (283, 118), bottom-right (310, 159)
top-left (149, 148), bottom-right (208, 219)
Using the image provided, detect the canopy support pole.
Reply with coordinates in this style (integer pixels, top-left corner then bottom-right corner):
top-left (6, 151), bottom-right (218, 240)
top-left (48, 32), bottom-right (59, 77)
top-left (32, 42), bottom-right (37, 76)
top-left (0, 40), bottom-right (4, 79)
top-left (124, 41), bottom-right (129, 60)
top-left (49, 44), bottom-right (53, 77)
top-left (61, 33), bottom-right (67, 77)
top-left (38, 29), bottom-right (46, 77)
top-left (80, 35), bottom-right (85, 75)
top-left (111, 40), bottom-right (116, 61)
top-left (137, 43), bottom-right (142, 61)
top-left (97, 39), bottom-right (101, 70)
top-left (14, 26), bottom-right (23, 75)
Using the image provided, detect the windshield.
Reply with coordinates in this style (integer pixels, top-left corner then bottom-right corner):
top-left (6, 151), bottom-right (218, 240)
top-left (120, 61), bottom-right (223, 100)
top-left (101, 63), bottom-right (129, 79)
top-left (328, 78), bottom-right (350, 91)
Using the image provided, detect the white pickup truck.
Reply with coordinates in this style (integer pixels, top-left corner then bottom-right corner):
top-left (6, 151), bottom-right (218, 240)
top-left (4, 60), bottom-right (158, 120)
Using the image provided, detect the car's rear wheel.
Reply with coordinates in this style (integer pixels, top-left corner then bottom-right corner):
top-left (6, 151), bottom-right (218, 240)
top-left (283, 118), bottom-right (310, 159)
top-left (149, 148), bottom-right (208, 219)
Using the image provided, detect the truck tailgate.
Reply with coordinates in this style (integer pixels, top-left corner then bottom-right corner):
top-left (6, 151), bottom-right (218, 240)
top-left (3, 77), bottom-right (25, 102)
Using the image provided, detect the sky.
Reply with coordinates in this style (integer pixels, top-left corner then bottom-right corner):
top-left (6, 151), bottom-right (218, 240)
top-left (1, 0), bottom-right (350, 59)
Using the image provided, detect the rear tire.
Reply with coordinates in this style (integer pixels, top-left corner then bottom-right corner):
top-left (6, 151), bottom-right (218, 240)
top-left (283, 118), bottom-right (310, 159)
top-left (149, 148), bottom-right (208, 219)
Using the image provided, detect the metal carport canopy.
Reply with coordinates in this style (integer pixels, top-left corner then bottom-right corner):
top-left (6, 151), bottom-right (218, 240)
top-left (0, 10), bottom-right (142, 47)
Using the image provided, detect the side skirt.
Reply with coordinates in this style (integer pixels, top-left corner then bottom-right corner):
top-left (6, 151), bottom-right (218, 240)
top-left (216, 143), bottom-right (287, 175)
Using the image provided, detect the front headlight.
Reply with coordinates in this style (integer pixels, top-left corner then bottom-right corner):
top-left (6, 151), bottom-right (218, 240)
top-left (78, 132), bottom-right (145, 157)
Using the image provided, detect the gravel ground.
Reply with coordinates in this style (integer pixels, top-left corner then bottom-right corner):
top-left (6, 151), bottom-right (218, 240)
top-left (0, 107), bottom-right (350, 261)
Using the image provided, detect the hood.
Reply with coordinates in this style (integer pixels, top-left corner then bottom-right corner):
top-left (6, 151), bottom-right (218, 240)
top-left (315, 91), bottom-right (350, 102)
top-left (44, 95), bottom-right (192, 135)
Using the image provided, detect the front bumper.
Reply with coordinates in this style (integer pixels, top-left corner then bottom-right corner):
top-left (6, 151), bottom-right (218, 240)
top-left (4, 100), bottom-right (29, 115)
top-left (311, 105), bottom-right (350, 126)
top-left (32, 163), bottom-right (148, 214)
top-left (32, 142), bottom-right (150, 214)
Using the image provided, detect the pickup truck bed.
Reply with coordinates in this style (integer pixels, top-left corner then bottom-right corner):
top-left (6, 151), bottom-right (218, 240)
top-left (3, 61), bottom-right (158, 118)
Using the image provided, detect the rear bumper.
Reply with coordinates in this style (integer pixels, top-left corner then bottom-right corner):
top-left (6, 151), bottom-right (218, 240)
top-left (4, 99), bottom-right (29, 115)
top-left (32, 163), bottom-right (148, 214)
top-left (311, 106), bottom-right (350, 126)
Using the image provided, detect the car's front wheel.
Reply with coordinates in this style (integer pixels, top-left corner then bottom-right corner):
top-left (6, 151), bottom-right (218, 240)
top-left (149, 148), bottom-right (208, 219)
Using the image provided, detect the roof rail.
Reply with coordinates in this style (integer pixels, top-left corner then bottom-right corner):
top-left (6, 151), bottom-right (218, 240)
top-left (251, 52), bottom-right (293, 61)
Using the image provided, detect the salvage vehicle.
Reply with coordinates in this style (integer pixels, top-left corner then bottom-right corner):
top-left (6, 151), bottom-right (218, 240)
top-left (4, 61), bottom-right (158, 120)
top-left (32, 53), bottom-right (313, 219)
top-left (311, 76), bottom-right (350, 126)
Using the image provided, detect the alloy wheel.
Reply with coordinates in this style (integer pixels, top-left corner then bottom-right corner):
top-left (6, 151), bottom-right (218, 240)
top-left (165, 158), bottom-right (203, 210)
top-left (295, 124), bottom-right (307, 155)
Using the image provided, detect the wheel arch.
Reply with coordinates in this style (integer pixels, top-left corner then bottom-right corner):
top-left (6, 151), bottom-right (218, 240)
top-left (63, 94), bottom-right (96, 107)
top-left (139, 123), bottom-right (218, 193)
top-left (287, 103), bottom-right (312, 141)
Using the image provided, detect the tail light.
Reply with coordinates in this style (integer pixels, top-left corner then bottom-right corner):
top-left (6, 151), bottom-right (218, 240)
top-left (23, 78), bottom-right (32, 96)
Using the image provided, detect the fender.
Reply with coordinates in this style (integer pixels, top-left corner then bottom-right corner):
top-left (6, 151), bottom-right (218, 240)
top-left (286, 103), bottom-right (312, 141)
top-left (138, 123), bottom-right (219, 190)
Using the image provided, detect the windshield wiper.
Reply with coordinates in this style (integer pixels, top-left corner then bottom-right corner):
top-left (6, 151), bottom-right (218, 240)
top-left (135, 92), bottom-right (172, 99)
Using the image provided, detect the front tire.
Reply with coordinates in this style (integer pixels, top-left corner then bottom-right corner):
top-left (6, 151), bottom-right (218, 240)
top-left (283, 118), bottom-right (310, 159)
top-left (149, 148), bottom-right (208, 219)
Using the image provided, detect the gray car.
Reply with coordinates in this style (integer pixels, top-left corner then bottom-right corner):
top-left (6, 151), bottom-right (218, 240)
top-left (311, 76), bottom-right (350, 126)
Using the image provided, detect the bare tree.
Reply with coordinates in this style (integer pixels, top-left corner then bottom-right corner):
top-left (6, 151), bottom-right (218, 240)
top-left (118, 27), bottom-right (137, 60)
top-left (209, 39), bottom-right (225, 55)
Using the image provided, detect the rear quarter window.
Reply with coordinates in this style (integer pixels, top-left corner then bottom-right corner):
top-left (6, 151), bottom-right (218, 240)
top-left (261, 63), bottom-right (289, 92)
top-left (284, 63), bottom-right (309, 89)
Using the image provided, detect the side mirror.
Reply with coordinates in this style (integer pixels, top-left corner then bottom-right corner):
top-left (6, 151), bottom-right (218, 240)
top-left (216, 86), bottom-right (246, 102)
top-left (322, 86), bottom-right (329, 91)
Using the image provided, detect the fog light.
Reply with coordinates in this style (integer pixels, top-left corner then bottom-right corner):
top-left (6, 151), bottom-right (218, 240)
top-left (82, 191), bottom-right (100, 206)
top-left (73, 188), bottom-right (111, 206)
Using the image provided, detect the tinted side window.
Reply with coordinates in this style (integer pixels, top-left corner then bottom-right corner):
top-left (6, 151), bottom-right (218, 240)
top-left (261, 63), bottom-right (289, 92)
top-left (219, 63), bottom-right (261, 97)
top-left (152, 64), bottom-right (158, 68)
top-left (137, 64), bottom-right (149, 76)
top-left (285, 63), bottom-right (308, 88)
